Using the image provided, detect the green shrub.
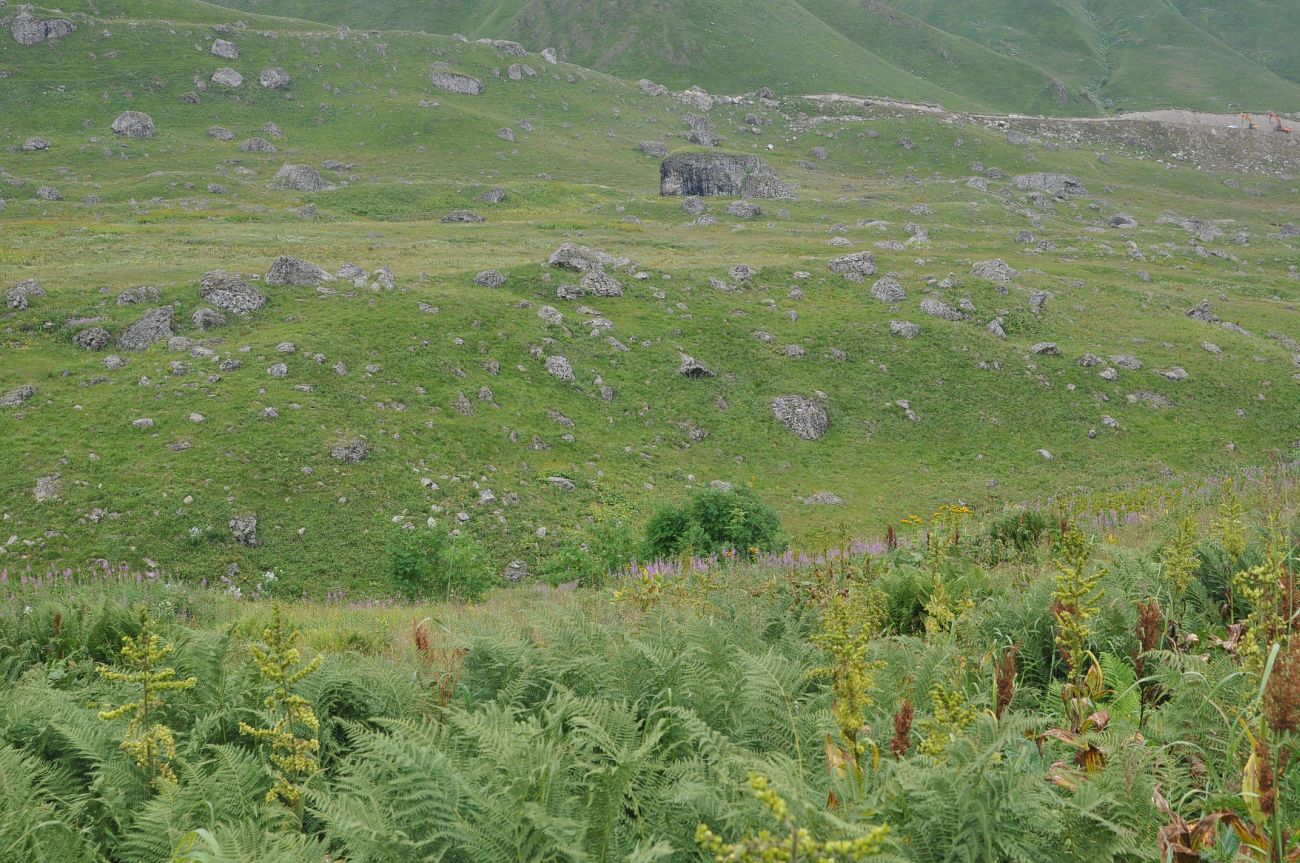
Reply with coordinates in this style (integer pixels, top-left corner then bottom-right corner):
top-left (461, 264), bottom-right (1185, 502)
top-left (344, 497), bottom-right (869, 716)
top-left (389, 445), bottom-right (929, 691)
top-left (384, 524), bottom-right (496, 601)
top-left (984, 509), bottom-right (1053, 561)
top-left (642, 487), bottom-right (785, 559)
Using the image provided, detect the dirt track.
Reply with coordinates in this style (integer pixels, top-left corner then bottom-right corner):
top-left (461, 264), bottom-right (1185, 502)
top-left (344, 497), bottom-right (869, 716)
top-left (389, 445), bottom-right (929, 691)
top-left (801, 94), bottom-right (1299, 175)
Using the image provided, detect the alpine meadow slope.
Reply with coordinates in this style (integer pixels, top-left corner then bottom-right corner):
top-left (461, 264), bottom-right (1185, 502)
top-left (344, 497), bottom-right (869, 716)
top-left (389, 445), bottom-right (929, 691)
top-left (1, 0), bottom-right (1298, 595)
top-left (206, 0), bottom-right (1300, 114)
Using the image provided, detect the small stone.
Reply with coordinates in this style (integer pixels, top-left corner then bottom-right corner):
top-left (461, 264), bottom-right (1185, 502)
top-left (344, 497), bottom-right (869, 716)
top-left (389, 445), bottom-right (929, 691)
top-left (229, 513), bottom-right (258, 547)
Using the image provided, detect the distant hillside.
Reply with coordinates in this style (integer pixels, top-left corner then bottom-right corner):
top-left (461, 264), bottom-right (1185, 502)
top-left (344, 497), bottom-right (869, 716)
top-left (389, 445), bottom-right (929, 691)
top-left (207, 0), bottom-right (1300, 114)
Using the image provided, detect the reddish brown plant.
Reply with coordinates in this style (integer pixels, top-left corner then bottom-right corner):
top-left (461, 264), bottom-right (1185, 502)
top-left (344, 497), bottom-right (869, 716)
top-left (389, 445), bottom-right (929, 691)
top-left (994, 645), bottom-right (1019, 719)
top-left (1264, 640), bottom-right (1300, 736)
top-left (890, 699), bottom-right (914, 758)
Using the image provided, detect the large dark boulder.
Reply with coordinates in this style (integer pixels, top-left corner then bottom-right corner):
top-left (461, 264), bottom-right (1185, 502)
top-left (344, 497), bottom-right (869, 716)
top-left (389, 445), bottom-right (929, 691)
top-left (660, 153), bottom-right (791, 198)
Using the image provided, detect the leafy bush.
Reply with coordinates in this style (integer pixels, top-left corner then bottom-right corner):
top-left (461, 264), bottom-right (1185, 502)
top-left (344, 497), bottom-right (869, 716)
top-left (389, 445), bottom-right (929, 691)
top-left (642, 487), bottom-right (785, 559)
top-left (984, 509), bottom-right (1053, 560)
top-left (540, 517), bottom-right (640, 587)
top-left (385, 525), bottom-right (496, 601)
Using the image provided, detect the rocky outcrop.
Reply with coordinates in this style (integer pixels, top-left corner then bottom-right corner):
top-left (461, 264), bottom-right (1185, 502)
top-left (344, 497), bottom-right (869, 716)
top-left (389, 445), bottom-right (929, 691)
top-left (260, 67), bottom-right (291, 89)
top-left (429, 71), bottom-right (484, 95)
top-left (211, 67), bottom-right (243, 88)
top-left (5, 278), bottom-right (44, 310)
top-left (828, 252), bottom-right (877, 280)
top-left (200, 271), bottom-right (266, 313)
top-left (11, 11), bottom-right (75, 45)
top-left (269, 164), bottom-right (329, 192)
top-left (111, 111), bottom-right (155, 139)
top-left (771, 395), bottom-right (828, 440)
top-left (660, 153), bottom-right (791, 198)
top-left (677, 354), bottom-right (715, 378)
top-left (266, 256), bottom-right (332, 287)
top-left (118, 307), bottom-right (174, 350)
top-left (1013, 173), bottom-right (1086, 196)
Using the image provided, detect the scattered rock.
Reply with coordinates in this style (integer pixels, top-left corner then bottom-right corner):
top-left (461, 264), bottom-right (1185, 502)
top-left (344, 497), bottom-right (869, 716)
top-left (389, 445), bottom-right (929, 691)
top-left (547, 243), bottom-right (627, 272)
top-left (211, 67), bottom-right (243, 88)
top-left (265, 256), bottom-right (332, 287)
top-left (546, 476), bottom-right (576, 492)
top-left (971, 259), bottom-right (1016, 285)
top-left (1, 385), bottom-right (37, 407)
top-left (771, 395), bottom-right (829, 440)
top-left (208, 125), bottom-right (236, 141)
top-left (269, 164), bottom-right (329, 192)
top-left (636, 141), bottom-right (668, 158)
top-left (803, 492), bottom-right (843, 506)
top-left (33, 475), bottom-right (60, 503)
top-left (229, 513), bottom-right (258, 546)
top-left (474, 270), bottom-right (507, 288)
top-left (210, 38), bottom-right (239, 59)
top-left (441, 210), bottom-right (484, 223)
top-left (678, 354), bottom-right (715, 378)
top-left (11, 11), bottom-right (76, 45)
top-left (21, 137), bottom-right (51, 151)
top-left (199, 270), bottom-right (267, 313)
top-left (73, 327), bottom-right (110, 351)
top-left (1030, 342), bottom-right (1060, 356)
top-left (580, 267), bottom-right (623, 297)
top-left (828, 251), bottom-right (877, 280)
top-left (1109, 354), bottom-right (1142, 371)
top-left (1109, 214), bottom-right (1137, 228)
top-left (240, 137), bottom-right (277, 153)
top-left (1157, 367), bottom-right (1189, 381)
top-left (330, 439), bottom-right (370, 463)
top-left (545, 355), bottom-right (575, 381)
top-left (118, 286), bottom-right (164, 307)
top-left (5, 278), bottom-right (44, 310)
top-left (870, 276), bottom-right (906, 302)
top-left (36, 186), bottom-right (62, 201)
top-left (659, 152), bottom-right (791, 198)
top-left (1013, 173), bottom-right (1085, 196)
top-left (117, 307), bottom-right (174, 351)
top-left (192, 306), bottom-right (227, 331)
top-left (920, 298), bottom-right (964, 321)
top-left (267, 363), bottom-right (288, 379)
top-left (726, 200), bottom-right (761, 218)
top-left (890, 320), bottom-right (920, 339)
top-left (1128, 390), bottom-right (1172, 409)
top-left (478, 187), bottom-right (507, 204)
top-left (429, 71), bottom-right (484, 95)
top-left (260, 67), bottom-right (291, 89)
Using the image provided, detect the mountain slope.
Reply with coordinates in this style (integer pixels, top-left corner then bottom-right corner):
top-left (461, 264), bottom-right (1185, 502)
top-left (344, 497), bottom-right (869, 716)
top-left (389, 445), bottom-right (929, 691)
top-left (204, 0), bottom-right (1300, 114)
top-left (1, 0), bottom-right (1297, 591)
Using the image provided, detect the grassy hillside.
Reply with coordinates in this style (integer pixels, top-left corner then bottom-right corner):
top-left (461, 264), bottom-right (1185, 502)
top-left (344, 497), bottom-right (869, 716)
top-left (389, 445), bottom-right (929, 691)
top-left (204, 0), bottom-right (1300, 114)
top-left (1, 0), bottom-right (1298, 595)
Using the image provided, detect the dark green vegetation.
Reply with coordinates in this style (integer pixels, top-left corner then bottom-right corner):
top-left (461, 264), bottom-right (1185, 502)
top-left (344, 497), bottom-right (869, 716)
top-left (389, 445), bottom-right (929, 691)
top-left (643, 486), bottom-right (786, 560)
top-left (208, 0), bottom-right (1300, 113)
top-left (1, 0), bottom-right (1298, 592)
top-left (2, 470), bottom-right (1298, 861)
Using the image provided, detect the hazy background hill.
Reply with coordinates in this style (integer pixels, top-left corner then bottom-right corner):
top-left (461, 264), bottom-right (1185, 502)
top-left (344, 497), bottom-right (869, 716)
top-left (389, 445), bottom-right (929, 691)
top-left (210, 0), bottom-right (1300, 114)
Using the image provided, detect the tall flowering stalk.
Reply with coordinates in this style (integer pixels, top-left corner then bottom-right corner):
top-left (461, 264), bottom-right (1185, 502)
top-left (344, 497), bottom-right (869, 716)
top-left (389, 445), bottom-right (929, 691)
top-left (239, 605), bottom-right (323, 819)
top-left (97, 606), bottom-right (196, 786)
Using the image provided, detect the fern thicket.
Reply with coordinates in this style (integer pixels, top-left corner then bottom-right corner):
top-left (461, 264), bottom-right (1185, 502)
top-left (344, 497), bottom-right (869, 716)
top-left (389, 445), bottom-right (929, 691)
top-left (0, 487), bottom-right (1296, 862)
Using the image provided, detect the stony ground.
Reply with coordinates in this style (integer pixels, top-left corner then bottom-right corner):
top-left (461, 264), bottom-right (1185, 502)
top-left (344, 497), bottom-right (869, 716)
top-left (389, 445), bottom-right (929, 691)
top-left (1, 2), bottom-right (1298, 593)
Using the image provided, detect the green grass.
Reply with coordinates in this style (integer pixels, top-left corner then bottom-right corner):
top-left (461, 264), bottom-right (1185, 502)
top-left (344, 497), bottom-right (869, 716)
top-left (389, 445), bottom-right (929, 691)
top-left (0, 1), bottom-right (1298, 594)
